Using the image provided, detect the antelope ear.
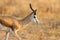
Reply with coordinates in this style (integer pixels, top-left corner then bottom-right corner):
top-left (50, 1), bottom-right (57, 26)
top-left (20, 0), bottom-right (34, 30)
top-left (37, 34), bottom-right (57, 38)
top-left (34, 9), bottom-right (37, 15)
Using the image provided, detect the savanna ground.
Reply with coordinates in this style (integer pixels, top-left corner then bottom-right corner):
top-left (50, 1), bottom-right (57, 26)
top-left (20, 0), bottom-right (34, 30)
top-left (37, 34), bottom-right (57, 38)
top-left (0, 0), bottom-right (60, 40)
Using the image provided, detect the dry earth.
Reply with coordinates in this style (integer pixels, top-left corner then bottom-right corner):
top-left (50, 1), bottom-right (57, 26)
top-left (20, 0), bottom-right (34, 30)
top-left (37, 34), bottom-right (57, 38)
top-left (0, 0), bottom-right (60, 40)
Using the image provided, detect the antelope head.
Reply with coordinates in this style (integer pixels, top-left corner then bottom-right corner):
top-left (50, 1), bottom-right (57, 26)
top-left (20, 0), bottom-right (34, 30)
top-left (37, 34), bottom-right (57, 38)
top-left (29, 4), bottom-right (39, 24)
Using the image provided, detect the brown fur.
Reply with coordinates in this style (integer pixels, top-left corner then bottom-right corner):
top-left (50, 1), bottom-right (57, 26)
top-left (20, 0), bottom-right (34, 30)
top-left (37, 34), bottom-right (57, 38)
top-left (0, 16), bottom-right (22, 31)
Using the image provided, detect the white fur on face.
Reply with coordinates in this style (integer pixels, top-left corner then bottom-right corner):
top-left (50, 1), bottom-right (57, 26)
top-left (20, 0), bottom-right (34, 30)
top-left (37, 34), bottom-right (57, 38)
top-left (31, 14), bottom-right (39, 24)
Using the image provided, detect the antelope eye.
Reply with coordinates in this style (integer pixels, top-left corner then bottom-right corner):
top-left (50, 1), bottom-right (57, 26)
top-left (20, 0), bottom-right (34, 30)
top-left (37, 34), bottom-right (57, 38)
top-left (34, 16), bottom-right (36, 18)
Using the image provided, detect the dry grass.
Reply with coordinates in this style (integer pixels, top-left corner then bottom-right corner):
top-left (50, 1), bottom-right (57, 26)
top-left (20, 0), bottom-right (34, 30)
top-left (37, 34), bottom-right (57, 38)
top-left (0, 0), bottom-right (60, 40)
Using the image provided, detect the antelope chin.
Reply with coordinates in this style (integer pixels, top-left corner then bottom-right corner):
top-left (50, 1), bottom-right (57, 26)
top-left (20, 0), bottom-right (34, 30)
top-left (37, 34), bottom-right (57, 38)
top-left (35, 18), bottom-right (40, 24)
top-left (36, 20), bottom-right (40, 24)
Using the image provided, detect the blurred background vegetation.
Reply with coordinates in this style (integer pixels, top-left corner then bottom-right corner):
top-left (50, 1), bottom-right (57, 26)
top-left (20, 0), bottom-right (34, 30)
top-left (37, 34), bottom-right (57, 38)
top-left (0, 0), bottom-right (60, 40)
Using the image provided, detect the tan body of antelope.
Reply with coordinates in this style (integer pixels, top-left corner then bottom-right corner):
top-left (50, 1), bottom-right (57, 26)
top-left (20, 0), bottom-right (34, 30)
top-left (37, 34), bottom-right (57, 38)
top-left (0, 4), bottom-right (39, 40)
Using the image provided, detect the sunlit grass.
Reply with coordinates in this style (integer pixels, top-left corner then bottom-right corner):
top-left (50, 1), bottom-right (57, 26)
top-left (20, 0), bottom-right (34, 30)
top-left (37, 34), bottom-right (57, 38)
top-left (0, 0), bottom-right (60, 40)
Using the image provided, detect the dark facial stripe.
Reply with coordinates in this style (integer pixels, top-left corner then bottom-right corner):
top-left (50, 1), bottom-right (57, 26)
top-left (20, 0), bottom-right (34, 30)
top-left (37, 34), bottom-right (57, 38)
top-left (34, 12), bottom-right (36, 15)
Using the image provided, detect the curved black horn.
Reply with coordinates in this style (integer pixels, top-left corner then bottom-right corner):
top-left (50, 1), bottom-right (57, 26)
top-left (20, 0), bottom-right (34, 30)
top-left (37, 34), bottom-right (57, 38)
top-left (29, 3), bottom-right (34, 11)
top-left (29, 3), bottom-right (37, 15)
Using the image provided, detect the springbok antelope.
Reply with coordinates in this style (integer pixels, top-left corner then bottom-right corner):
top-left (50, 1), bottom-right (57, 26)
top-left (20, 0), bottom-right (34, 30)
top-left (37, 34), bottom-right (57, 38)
top-left (0, 4), bottom-right (39, 40)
